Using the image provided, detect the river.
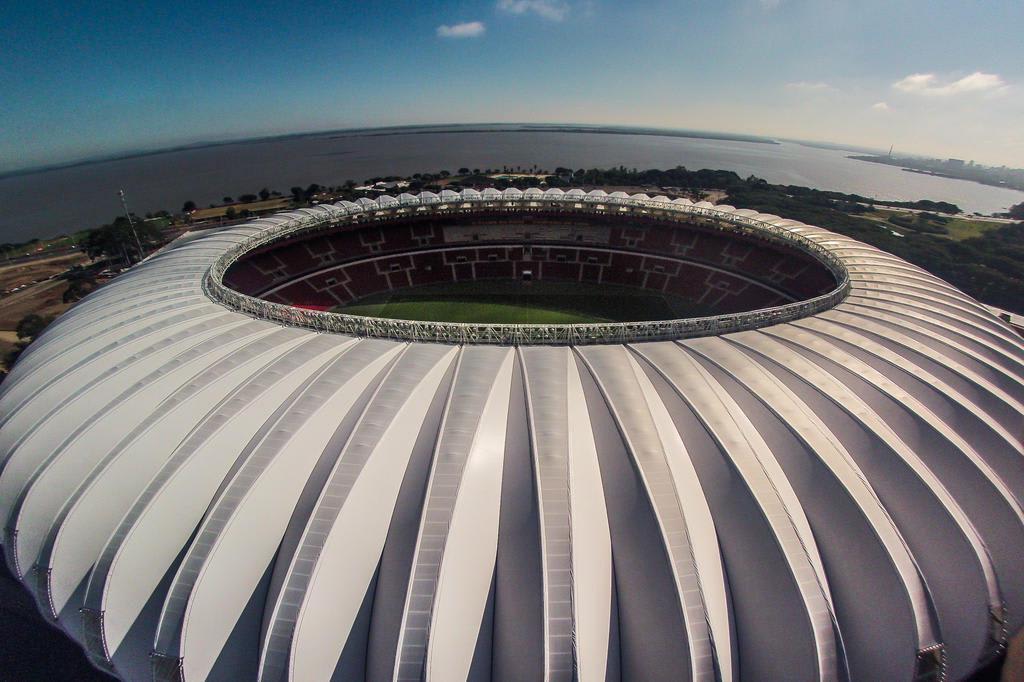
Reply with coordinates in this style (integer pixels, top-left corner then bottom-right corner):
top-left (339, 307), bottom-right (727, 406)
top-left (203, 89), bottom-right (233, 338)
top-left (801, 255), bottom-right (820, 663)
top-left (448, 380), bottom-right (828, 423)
top-left (2, 127), bottom-right (1022, 243)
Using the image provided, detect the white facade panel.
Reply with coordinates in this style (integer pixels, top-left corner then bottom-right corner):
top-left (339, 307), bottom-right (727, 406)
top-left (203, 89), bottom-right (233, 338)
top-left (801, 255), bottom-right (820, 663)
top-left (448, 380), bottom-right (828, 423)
top-left (0, 192), bottom-right (1020, 682)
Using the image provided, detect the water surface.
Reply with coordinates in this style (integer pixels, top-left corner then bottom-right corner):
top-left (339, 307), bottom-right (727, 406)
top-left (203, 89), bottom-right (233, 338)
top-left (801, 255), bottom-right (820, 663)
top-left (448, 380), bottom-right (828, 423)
top-left (2, 129), bottom-right (1021, 243)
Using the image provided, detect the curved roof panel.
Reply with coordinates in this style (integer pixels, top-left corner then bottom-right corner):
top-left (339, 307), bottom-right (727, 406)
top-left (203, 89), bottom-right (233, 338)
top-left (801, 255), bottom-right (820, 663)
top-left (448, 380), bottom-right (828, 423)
top-left (1, 190), bottom-right (1022, 682)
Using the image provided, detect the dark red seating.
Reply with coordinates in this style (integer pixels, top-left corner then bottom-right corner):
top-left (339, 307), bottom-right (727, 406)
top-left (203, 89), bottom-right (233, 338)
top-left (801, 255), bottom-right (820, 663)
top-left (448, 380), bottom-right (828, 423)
top-left (223, 214), bottom-right (838, 315)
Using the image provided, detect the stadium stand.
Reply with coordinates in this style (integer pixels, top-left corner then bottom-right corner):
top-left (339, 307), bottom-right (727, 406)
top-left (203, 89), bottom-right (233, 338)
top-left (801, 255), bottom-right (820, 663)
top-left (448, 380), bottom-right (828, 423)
top-left (225, 214), bottom-right (828, 316)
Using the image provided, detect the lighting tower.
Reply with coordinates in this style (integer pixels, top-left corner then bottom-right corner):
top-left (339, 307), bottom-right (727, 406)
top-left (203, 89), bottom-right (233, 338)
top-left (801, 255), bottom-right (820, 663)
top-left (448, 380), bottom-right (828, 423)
top-left (119, 189), bottom-right (145, 263)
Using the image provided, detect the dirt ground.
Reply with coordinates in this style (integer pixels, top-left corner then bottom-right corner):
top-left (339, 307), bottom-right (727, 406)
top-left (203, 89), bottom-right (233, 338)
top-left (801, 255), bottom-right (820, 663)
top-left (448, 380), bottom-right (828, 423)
top-left (0, 331), bottom-right (16, 366)
top-left (0, 252), bottom-right (89, 292)
top-left (189, 197), bottom-right (291, 220)
top-left (0, 280), bottom-right (73, 331)
top-left (0, 279), bottom-right (79, 374)
top-left (0, 251), bottom-right (92, 339)
top-left (0, 252), bottom-right (103, 374)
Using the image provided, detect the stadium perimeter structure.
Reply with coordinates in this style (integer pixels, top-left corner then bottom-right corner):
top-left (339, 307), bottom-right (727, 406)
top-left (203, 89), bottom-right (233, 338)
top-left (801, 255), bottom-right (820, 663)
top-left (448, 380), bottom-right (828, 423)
top-left (1, 187), bottom-right (1023, 682)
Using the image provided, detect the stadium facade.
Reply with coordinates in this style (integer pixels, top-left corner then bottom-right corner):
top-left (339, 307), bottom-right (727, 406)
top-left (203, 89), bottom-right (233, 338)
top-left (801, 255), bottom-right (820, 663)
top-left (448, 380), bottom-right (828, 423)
top-left (0, 188), bottom-right (1022, 681)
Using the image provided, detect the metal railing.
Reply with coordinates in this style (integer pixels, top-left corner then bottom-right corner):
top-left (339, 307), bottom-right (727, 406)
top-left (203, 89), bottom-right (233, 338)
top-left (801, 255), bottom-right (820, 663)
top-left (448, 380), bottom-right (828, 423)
top-left (203, 193), bottom-right (851, 345)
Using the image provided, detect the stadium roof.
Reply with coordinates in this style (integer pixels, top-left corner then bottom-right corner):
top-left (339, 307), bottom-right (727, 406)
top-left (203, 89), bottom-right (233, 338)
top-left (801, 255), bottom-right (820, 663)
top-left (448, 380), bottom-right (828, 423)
top-left (1, 190), bottom-right (1022, 681)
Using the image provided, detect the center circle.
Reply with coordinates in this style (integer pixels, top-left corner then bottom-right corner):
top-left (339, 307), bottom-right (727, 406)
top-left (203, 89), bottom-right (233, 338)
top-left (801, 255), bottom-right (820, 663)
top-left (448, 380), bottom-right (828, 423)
top-left (210, 194), bottom-right (849, 344)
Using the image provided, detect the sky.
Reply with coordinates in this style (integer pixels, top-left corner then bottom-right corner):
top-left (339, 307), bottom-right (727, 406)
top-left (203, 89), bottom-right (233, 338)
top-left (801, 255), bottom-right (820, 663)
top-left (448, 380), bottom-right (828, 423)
top-left (2, 0), bottom-right (1023, 172)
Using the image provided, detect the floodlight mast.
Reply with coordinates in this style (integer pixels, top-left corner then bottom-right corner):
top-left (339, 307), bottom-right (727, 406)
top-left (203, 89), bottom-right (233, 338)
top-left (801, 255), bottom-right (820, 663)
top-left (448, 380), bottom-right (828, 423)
top-left (119, 188), bottom-right (145, 263)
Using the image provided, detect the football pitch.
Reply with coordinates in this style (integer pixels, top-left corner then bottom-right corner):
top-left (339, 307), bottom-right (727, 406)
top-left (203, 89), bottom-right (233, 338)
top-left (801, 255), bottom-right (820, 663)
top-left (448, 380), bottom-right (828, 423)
top-left (335, 280), bottom-right (707, 324)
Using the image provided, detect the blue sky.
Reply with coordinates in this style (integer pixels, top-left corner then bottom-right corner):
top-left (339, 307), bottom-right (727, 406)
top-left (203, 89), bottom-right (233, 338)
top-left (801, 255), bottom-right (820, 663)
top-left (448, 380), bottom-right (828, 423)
top-left (2, 0), bottom-right (1022, 171)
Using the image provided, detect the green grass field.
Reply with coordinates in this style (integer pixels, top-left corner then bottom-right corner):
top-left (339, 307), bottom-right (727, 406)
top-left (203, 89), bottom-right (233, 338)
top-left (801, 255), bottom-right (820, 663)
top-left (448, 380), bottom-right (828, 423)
top-left (856, 208), bottom-right (1005, 241)
top-left (336, 280), bottom-right (705, 324)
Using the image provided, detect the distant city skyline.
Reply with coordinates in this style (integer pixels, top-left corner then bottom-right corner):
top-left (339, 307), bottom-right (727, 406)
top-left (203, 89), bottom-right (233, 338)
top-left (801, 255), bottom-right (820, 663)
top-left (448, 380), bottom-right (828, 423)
top-left (3, 0), bottom-right (1022, 172)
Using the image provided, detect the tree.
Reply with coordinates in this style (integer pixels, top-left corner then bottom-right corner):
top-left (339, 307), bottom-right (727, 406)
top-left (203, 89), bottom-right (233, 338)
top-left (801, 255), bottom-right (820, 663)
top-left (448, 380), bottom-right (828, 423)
top-left (259, 188), bottom-right (271, 201)
top-left (83, 216), bottom-right (162, 263)
top-left (182, 200), bottom-right (197, 213)
top-left (62, 266), bottom-right (97, 303)
top-left (16, 314), bottom-right (51, 342)
top-left (291, 187), bottom-right (304, 202)
top-left (305, 183), bottom-right (321, 198)
top-left (1010, 202), bottom-right (1024, 220)
top-left (239, 193), bottom-right (258, 203)
top-left (222, 196), bottom-right (233, 204)
top-left (458, 168), bottom-right (470, 175)
top-left (2, 343), bottom-right (26, 376)
top-left (4, 313), bottom-right (53, 376)
top-left (225, 207), bottom-right (237, 219)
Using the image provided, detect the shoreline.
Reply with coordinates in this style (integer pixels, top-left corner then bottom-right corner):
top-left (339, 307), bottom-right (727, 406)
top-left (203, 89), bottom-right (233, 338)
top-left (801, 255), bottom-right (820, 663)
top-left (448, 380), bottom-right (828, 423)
top-left (3, 149), bottom-right (1021, 244)
top-left (849, 154), bottom-right (1024, 194)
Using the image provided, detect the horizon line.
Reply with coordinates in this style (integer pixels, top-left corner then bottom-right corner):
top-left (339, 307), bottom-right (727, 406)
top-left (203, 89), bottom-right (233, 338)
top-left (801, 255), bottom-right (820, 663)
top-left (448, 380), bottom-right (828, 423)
top-left (0, 122), bottom-right (896, 179)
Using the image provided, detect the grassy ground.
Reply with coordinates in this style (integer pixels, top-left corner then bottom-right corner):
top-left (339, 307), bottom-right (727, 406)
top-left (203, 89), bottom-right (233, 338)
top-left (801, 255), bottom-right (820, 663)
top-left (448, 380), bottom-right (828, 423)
top-left (190, 197), bottom-right (291, 220)
top-left (335, 280), bottom-right (700, 324)
top-left (855, 208), bottom-right (1003, 241)
top-left (938, 216), bottom-right (1009, 240)
top-left (3, 235), bottom-right (83, 259)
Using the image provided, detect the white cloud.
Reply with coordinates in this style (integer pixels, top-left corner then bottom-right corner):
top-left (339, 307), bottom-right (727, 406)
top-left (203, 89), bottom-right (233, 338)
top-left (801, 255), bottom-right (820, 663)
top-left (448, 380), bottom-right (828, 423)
top-left (893, 71), bottom-right (1007, 96)
top-left (437, 21), bottom-right (486, 38)
top-left (497, 0), bottom-right (570, 21)
top-left (785, 81), bottom-right (833, 91)
top-left (872, 101), bottom-right (890, 111)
